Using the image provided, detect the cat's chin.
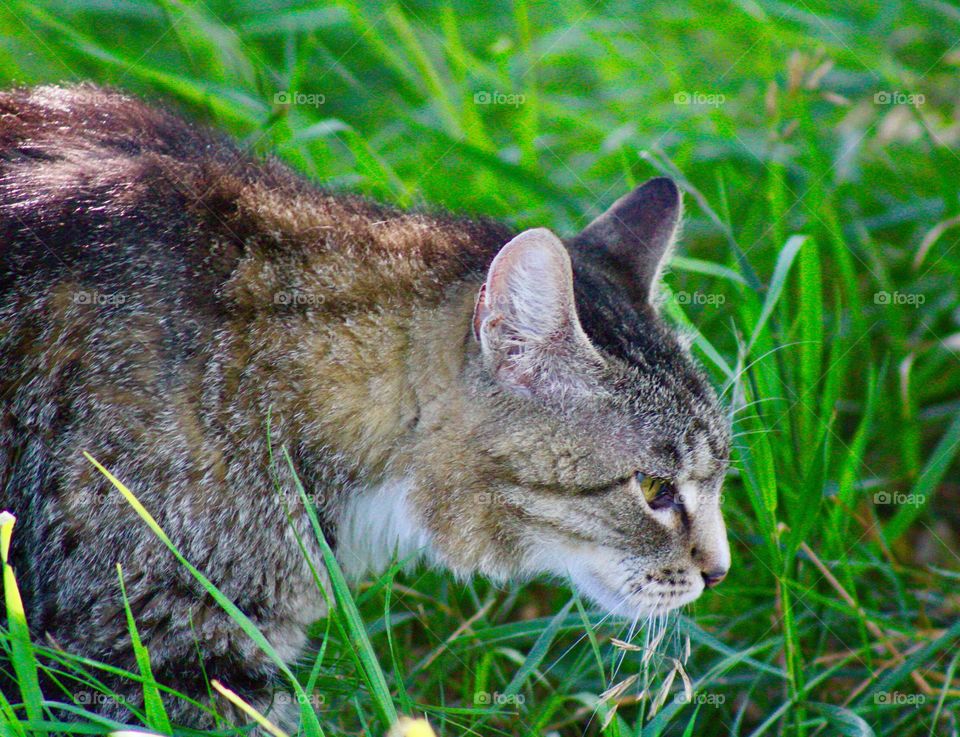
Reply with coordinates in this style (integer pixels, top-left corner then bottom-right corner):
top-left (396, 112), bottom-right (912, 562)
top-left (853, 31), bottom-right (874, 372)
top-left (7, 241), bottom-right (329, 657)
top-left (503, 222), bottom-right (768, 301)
top-left (565, 565), bottom-right (703, 618)
top-left (526, 540), bottom-right (704, 618)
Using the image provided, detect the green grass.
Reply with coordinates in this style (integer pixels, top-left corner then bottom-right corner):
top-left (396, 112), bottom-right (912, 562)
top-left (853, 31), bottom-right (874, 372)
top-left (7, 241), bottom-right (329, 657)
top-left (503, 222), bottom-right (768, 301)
top-left (2, 0), bottom-right (960, 735)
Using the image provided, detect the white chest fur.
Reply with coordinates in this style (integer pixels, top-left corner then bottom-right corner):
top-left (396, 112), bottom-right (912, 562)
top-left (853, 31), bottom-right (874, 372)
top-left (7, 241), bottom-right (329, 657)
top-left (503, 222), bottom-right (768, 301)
top-left (335, 475), bottom-right (431, 580)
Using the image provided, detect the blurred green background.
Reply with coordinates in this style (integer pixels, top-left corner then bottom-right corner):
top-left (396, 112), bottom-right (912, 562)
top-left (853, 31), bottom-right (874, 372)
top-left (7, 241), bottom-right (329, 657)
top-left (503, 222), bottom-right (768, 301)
top-left (1, 1), bottom-right (959, 736)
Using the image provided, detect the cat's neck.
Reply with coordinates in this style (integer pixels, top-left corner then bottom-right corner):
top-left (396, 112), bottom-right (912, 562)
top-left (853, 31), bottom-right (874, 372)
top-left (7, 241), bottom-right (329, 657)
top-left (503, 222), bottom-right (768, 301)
top-left (403, 280), bottom-right (482, 439)
top-left (308, 279), bottom-right (483, 577)
top-left (261, 275), bottom-right (482, 476)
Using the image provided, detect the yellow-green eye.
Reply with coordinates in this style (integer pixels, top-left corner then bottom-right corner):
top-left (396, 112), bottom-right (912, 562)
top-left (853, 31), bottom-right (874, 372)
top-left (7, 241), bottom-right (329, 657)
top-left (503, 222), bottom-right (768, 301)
top-left (638, 475), bottom-right (664, 502)
top-left (635, 473), bottom-right (677, 510)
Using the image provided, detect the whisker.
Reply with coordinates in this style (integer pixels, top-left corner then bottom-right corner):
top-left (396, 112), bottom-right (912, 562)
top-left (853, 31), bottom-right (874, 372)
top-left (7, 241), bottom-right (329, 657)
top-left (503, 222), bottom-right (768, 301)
top-left (731, 428), bottom-right (776, 439)
top-left (719, 341), bottom-right (809, 401)
top-left (731, 396), bottom-right (785, 414)
top-left (540, 601), bottom-right (615, 680)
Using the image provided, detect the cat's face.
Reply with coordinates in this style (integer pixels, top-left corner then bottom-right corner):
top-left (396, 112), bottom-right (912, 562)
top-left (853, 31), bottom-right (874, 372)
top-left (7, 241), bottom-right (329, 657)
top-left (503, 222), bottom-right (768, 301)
top-left (410, 178), bottom-right (731, 617)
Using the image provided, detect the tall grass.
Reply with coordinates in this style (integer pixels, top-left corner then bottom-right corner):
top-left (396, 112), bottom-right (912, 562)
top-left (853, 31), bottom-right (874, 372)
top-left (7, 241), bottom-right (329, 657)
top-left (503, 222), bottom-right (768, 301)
top-left (1, 1), bottom-right (959, 735)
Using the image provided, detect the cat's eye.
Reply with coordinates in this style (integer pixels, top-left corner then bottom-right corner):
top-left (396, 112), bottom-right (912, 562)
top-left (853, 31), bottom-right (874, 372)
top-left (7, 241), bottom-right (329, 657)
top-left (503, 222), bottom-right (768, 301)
top-left (635, 473), bottom-right (677, 511)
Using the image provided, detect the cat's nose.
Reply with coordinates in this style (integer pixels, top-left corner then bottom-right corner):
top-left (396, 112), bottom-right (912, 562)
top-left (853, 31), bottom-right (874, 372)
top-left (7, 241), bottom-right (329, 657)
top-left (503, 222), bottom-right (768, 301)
top-left (701, 568), bottom-right (728, 589)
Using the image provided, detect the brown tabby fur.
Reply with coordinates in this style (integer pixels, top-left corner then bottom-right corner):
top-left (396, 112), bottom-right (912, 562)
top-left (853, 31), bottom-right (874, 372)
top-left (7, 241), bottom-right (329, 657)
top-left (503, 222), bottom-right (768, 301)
top-left (0, 84), bottom-right (730, 730)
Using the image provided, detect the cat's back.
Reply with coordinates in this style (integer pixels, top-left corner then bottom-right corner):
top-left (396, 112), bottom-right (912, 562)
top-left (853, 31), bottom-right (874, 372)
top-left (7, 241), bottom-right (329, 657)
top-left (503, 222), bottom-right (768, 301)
top-left (0, 84), bottom-right (506, 632)
top-left (0, 84), bottom-right (503, 314)
top-left (0, 85), bottom-right (260, 440)
top-left (0, 83), bottom-right (261, 300)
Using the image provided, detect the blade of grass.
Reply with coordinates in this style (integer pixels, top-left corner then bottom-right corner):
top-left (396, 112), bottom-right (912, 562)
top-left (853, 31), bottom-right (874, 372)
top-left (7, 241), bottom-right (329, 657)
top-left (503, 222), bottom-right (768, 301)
top-left (883, 410), bottom-right (960, 542)
top-left (0, 512), bottom-right (44, 725)
top-left (671, 256), bottom-right (748, 286)
top-left (747, 235), bottom-right (807, 354)
top-left (82, 453), bottom-right (325, 737)
top-left (0, 657), bottom-right (27, 737)
top-left (502, 598), bottom-right (574, 698)
top-left (383, 5), bottom-right (461, 137)
top-left (796, 236), bottom-right (823, 466)
top-left (384, 577), bottom-right (415, 715)
top-left (115, 564), bottom-right (172, 735)
top-left (807, 702), bottom-right (875, 737)
top-left (281, 446), bottom-right (399, 730)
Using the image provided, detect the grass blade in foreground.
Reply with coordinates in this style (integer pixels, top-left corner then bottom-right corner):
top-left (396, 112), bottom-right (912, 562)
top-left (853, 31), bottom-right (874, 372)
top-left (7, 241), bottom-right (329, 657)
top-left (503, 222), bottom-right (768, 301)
top-left (0, 511), bottom-right (44, 726)
top-left (82, 453), bottom-right (325, 737)
top-left (115, 564), bottom-right (172, 735)
top-left (281, 446), bottom-right (400, 732)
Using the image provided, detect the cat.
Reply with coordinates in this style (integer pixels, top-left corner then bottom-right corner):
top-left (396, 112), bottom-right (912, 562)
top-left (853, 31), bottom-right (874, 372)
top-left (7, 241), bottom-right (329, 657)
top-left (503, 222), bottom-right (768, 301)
top-left (0, 83), bottom-right (731, 730)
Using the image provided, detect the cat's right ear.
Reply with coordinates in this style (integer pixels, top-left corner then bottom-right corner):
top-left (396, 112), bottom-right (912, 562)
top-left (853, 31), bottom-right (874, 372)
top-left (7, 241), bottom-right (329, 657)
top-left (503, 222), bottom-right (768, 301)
top-left (572, 177), bottom-right (682, 309)
top-left (473, 228), bottom-right (601, 399)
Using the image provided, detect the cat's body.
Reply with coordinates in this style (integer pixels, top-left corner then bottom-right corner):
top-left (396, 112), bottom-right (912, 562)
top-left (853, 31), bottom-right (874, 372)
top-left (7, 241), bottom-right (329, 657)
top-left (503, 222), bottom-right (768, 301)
top-left (0, 84), bottom-right (731, 729)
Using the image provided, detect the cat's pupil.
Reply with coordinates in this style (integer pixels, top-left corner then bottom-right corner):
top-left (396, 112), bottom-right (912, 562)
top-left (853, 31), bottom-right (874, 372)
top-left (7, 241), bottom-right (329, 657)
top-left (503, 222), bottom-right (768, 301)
top-left (649, 479), bottom-right (678, 511)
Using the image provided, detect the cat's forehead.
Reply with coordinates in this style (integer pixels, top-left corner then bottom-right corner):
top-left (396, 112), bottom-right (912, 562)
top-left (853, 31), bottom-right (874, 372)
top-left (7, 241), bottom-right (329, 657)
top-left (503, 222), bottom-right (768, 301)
top-left (613, 388), bottom-right (730, 481)
top-left (566, 260), bottom-right (730, 479)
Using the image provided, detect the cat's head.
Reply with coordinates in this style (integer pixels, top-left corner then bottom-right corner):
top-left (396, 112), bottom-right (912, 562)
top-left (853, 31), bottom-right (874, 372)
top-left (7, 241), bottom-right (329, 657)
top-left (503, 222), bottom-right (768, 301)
top-left (411, 178), bottom-right (731, 616)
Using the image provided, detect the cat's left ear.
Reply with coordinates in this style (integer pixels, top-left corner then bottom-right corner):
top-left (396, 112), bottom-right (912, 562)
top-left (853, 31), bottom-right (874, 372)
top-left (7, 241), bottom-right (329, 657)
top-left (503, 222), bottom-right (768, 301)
top-left (572, 177), bottom-right (682, 309)
top-left (473, 228), bottom-right (602, 399)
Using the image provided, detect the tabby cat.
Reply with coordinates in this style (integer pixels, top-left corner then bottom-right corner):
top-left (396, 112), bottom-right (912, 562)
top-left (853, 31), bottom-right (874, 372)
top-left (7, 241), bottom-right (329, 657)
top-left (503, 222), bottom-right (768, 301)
top-left (0, 84), bottom-right (730, 729)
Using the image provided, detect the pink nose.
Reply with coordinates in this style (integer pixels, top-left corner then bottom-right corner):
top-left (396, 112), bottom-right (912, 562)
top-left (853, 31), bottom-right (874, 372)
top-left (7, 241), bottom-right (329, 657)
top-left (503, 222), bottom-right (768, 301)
top-left (702, 569), bottom-right (728, 589)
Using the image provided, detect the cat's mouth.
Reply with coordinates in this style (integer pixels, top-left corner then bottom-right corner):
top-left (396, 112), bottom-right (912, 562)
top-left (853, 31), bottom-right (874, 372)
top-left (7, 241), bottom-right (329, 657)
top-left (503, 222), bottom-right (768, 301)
top-left (538, 542), bottom-right (705, 617)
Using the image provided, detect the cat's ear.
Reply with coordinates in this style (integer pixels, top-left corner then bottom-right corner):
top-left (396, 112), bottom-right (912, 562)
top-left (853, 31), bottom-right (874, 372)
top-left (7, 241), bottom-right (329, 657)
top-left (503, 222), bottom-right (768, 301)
top-left (572, 177), bottom-right (682, 308)
top-left (473, 228), bottom-right (601, 398)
